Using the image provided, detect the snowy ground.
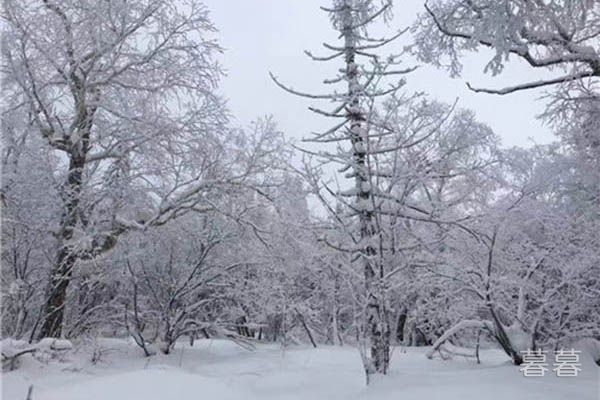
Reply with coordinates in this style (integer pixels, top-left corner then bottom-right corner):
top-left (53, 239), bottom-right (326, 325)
top-left (2, 339), bottom-right (598, 400)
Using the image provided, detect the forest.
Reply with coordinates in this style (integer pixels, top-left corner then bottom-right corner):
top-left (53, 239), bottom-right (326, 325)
top-left (1, 1), bottom-right (599, 399)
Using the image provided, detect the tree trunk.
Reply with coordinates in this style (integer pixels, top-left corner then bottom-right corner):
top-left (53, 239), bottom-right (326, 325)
top-left (485, 230), bottom-right (523, 365)
top-left (489, 309), bottom-right (523, 365)
top-left (38, 155), bottom-right (85, 339)
top-left (38, 249), bottom-right (77, 338)
top-left (295, 309), bottom-right (317, 348)
top-left (341, 1), bottom-right (390, 380)
top-left (331, 303), bottom-right (343, 346)
top-left (395, 307), bottom-right (407, 343)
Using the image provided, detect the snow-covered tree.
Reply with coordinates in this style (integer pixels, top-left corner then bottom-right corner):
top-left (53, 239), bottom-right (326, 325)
top-left (424, 145), bottom-right (600, 364)
top-left (415, 0), bottom-right (600, 94)
top-left (272, 0), bottom-right (417, 381)
top-left (412, 1), bottom-right (600, 363)
top-left (2, 0), bottom-right (285, 340)
top-left (272, 0), bottom-right (510, 382)
top-left (1, 111), bottom-right (59, 340)
top-left (415, 0), bottom-right (598, 213)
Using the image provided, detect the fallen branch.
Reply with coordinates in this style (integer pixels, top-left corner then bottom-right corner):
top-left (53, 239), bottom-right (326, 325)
top-left (2, 348), bottom-right (37, 372)
top-left (426, 320), bottom-right (490, 359)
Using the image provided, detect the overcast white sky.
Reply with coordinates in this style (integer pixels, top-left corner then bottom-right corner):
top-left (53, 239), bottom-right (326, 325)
top-left (203, 0), bottom-right (555, 149)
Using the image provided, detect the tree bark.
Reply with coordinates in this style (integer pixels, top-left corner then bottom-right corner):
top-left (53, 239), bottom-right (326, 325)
top-left (341, 1), bottom-right (390, 379)
top-left (37, 250), bottom-right (76, 338)
top-left (38, 154), bottom-right (85, 339)
top-left (295, 309), bottom-right (317, 348)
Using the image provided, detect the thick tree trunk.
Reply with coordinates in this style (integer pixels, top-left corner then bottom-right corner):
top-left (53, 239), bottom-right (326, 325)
top-left (38, 155), bottom-right (85, 339)
top-left (488, 308), bottom-right (523, 365)
top-left (37, 249), bottom-right (76, 338)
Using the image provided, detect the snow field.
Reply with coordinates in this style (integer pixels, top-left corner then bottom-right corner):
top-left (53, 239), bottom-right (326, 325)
top-left (2, 339), bottom-right (598, 400)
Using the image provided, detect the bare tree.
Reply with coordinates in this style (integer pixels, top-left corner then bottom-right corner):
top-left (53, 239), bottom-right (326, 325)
top-left (2, 0), bottom-right (281, 339)
top-left (423, 145), bottom-right (600, 364)
top-left (415, 0), bottom-right (600, 94)
top-left (271, 0), bottom-right (417, 382)
top-left (414, 1), bottom-right (599, 210)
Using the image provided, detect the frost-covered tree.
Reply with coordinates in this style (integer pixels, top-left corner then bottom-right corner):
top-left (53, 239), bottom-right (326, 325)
top-left (412, 1), bottom-right (600, 363)
top-left (424, 145), bottom-right (600, 364)
top-left (218, 173), bottom-right (321, 347)
top-left (272, 0), bottom-right (416, 381)
top-left (1, 111), bottom-right (59, 340)
top-left (371, 97), bottom-right (502, 347)
top-left (273, 0), bottom-right (509, 382)
top-left (2, 0), bottom-right (284, 340)
top-left (414, 0), bottom-right (599, 212)
top-left (107, 119), bottom-right (303, 356)
top-left (415, 0), bottom-right (600, 94)
top-left (122, 213), bottom-right (249, 355)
